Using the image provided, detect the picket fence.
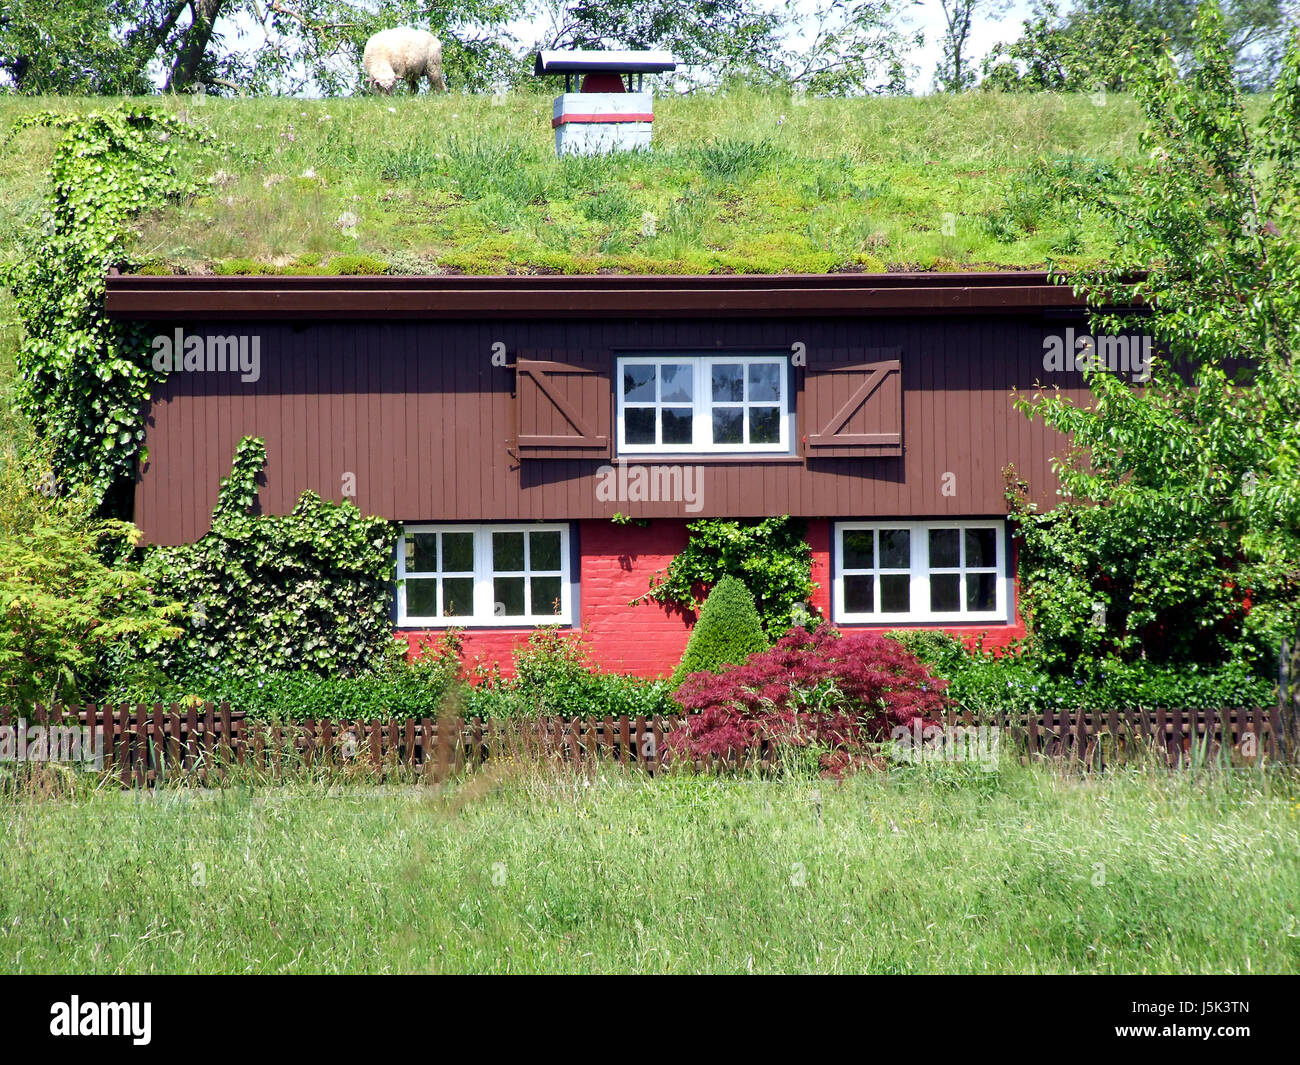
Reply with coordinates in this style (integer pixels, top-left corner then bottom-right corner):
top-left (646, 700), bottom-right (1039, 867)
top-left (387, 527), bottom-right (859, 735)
top-left (1, 702), bottom-right (1292, 786)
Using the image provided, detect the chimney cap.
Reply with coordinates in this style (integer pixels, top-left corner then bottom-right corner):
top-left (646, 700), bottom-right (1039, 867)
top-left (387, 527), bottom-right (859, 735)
top-left (534, 50), bottom-right (677, 76)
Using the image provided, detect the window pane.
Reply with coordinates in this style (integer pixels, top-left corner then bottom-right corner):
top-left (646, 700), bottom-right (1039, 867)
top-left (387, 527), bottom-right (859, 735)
top-left (660, 363), bottom-right (693, 403)
top-left (530, 576), bottom-right (563, 616)
top-left (492, 531), bottom-right (525, 572)
top-left (442, 577), bottom-right (474, 617)
top-left (929, 528), bottom-right (960, 569)
top-left (441, 532), bottom-right (474, 573)
top-left (405, 578), bottom-right (438, 617)
top-left (408, 533), bottom-right (438, 573)
top-left (965, 528), bottom-right (998, 569)
top-left (623, 364), bottom-right (655, 401)
top-left (712, 407), bottom-right (743, 444)
top-left (529, 530), bottom-right (562, 571)
top-left (966, 572), bottom-right (998, 612)
top-left (880, 574), bottom-right (910, 613)
top-left (930, 573), bottom-right (960, 612)
top-left (662, 407), bottom-right (693, 444)
top-left (749, 406), bottom-right (781, 444)
top-left (493, 577), bottom-right (525, 616)
top-left (879, 528), bottom-right (910, 569)
top-left (711, 364), bottom-right (744, 402)
top-left (842, 530), bottom-right (874, 570)
top-left (844, 574), bottom-right (874, 614)
top-left (748, 362), bottom-right (781, 402)
top-left (624, 408), bottom-right (656, 445)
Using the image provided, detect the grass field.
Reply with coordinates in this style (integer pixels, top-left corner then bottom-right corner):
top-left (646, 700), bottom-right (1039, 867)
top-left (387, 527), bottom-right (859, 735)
top-left (0, 90), bottom-right (1163, 279)
top-left (3, 761), bottom-right (1297, 974)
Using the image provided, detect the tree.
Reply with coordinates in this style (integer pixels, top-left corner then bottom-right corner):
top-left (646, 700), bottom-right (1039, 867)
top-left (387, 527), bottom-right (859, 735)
top-left (1012, 4), bottom-right (1300, 675)
top-left (0, 0), bottom-right (523, 96)
top-left (534, 0), bottom-right (921, 94)
top-left (0, 418), bottom-right (182, 706)
top-left (982, 0), bottom-right (1294, 92)
top-left (935, 0), bottom-right (1008, 92)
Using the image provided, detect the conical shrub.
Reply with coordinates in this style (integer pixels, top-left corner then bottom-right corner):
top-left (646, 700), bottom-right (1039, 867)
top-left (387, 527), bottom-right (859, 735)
top-left (671, 575), bottom-right (768, 685)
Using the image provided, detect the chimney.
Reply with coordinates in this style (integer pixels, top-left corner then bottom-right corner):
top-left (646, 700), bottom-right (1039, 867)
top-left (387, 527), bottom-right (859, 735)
top-left (533, 50), bottom-right (677, 157)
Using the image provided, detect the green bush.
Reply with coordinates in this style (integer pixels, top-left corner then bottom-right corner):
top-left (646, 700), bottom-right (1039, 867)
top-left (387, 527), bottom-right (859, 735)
top-left (891, 634), bottom-right (1276, 717)
top-left (672, 576), bottom-right (769, 685)
top-left (137, 437), bottom-right (398, 680)
top-left (116, 633), bottom-right (464, 721)
top-left (464, 629), bottom-right (676, 720)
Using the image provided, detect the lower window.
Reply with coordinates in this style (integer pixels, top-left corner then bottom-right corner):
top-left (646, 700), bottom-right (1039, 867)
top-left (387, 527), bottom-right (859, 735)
top-left (397, 524), bottom-right (572, 626)
top-left (833, 520), bottom-right (1008, 624)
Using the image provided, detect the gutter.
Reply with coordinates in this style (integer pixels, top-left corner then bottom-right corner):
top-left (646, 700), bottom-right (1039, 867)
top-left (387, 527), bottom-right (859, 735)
top-left (104, 270), bottom-right (1091, 321)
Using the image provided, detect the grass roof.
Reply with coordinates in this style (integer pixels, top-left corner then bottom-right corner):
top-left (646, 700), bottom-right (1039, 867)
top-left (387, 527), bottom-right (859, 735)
top-left (0, 90), bottom-right (1157, 282)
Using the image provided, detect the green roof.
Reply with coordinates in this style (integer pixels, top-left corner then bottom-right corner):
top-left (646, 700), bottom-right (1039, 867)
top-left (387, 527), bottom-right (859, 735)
top-left (0, 90), bottom-right (1155, 280)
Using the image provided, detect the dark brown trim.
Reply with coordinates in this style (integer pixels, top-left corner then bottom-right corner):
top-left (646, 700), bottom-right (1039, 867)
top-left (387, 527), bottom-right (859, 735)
top-left (104, 271), bottom-right (1089, 320)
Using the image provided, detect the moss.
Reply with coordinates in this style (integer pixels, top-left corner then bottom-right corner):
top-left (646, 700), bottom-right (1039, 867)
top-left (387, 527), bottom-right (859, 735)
top-left (323, 254), bottom-right (389, 275)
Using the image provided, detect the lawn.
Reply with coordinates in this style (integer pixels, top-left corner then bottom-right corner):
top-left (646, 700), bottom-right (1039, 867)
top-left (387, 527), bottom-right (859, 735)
top-left (3, 761), bottom-right (1297, 974)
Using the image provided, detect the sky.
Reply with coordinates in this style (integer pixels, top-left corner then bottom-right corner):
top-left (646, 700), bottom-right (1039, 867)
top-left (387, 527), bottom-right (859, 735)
top-left (907, 1), bottom-right (1036, 91)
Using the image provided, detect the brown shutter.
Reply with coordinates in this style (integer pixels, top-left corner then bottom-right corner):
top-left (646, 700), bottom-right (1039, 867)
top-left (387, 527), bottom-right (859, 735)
top-left (804, 350), bottom-right (903, 457)
top-left (514, 351), bottom-right (611, 459)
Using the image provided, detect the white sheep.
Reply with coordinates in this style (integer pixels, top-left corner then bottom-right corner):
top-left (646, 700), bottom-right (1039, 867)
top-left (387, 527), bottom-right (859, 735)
top-left (363, 28), bottom-right (447, 94)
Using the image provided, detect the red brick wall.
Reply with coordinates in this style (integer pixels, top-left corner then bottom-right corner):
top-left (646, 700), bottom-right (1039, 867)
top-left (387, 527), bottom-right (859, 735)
top-left (398, 520), bottom-right (693, 679)
top-left (399, 518), bottom-right (1025, 679)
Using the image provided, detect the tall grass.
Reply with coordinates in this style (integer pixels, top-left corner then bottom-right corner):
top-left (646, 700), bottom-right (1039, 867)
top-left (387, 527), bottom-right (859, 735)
top-left (2, 759), bottom-right (1297, 973)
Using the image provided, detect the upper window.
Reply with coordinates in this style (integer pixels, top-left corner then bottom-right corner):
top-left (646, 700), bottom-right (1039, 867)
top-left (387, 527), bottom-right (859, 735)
top-left (616, 355), bottom-right (792, 454)
top-left (397, 524), bottom-right (572, 626)
top-left (833, 521), bottom-right (1008, 624)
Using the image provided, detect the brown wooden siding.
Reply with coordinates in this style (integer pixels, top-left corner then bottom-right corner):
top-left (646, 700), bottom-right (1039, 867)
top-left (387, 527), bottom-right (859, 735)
top-left (135, 315), bottom-right (1093, 544)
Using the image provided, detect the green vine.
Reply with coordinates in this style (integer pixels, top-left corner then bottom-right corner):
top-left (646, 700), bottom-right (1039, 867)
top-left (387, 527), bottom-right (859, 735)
top-left (643, 516), bottom-right (816, 636)
top-left (1, 105), bottom-right (213, 508)
top-left (139, 437), bottom-right (401, 681)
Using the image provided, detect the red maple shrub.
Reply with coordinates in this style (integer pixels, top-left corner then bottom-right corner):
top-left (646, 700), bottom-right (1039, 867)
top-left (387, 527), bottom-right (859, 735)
top-left (668, 627), bottom-right (948, 776)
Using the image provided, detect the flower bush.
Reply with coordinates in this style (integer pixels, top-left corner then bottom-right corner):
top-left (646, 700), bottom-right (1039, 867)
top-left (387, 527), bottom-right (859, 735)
top-left (670, 627), bottom-right (947, 775)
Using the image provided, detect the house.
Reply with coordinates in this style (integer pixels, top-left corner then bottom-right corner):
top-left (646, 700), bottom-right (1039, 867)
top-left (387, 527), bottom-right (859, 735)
top-left (105, 270), bottom-right (1102, 678)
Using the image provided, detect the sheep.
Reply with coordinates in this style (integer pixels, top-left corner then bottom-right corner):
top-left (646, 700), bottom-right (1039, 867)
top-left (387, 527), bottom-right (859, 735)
top-left (363, 28), bottom-right (447, 95)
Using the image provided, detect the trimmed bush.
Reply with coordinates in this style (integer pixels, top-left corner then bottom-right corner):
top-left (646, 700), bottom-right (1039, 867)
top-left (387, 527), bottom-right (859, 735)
top-left (672, 576), bottom-right (768, 685)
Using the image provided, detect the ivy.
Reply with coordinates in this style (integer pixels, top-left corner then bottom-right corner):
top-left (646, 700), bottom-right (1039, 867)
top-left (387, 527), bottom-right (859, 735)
top-left (138, 437), bottom-right (400, 680)
top-left (1, 105), bottom-right (213, 508)
top-left (643, 516), bottom-right (816, 636)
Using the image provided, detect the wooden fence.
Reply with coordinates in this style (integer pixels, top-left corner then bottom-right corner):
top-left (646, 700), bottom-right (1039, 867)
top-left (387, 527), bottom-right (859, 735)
top-left (0, 703), bottom-right (1290, 786)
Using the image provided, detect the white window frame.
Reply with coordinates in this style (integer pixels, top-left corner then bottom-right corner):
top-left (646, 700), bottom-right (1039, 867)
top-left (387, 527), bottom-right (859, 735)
top-left (833, 520), bottom-right (1010, 624)
top-left (615, 354), bottom-right (793, 455)
top-left (397, 523), bottom-right (573, 627)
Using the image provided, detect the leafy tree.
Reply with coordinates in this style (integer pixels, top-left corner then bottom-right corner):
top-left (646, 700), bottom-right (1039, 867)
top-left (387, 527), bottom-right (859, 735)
top-left (672, 575), bottom-right (768, 684)
top-left (1012, 4), bottom-right (1300, 675)
top-left (0, 418), bottom-right (182, 706)
top-left (983, 0), bottom-right (1293, 91)
top-left (0, 0), bottom-right (523, 96)
top-left (535, 0), bottom-right (920, 95)
top-left (935, 0), bottom-right (1008, 92)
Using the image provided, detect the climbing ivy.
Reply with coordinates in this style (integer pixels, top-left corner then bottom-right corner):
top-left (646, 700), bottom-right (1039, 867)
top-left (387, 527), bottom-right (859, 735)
top-left (644, 516), bottom-right (816, 637)
top-left (139, 437), bottom-right (401, 681)
top-left (1, 105), bottom-right (213, 508)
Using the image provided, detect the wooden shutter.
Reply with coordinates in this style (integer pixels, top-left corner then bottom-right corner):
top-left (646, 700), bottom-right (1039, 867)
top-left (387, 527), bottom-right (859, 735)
top-left (804, 350), bottom-right (903, 457)
top-left (514, 352), bottom-right (611, 459)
